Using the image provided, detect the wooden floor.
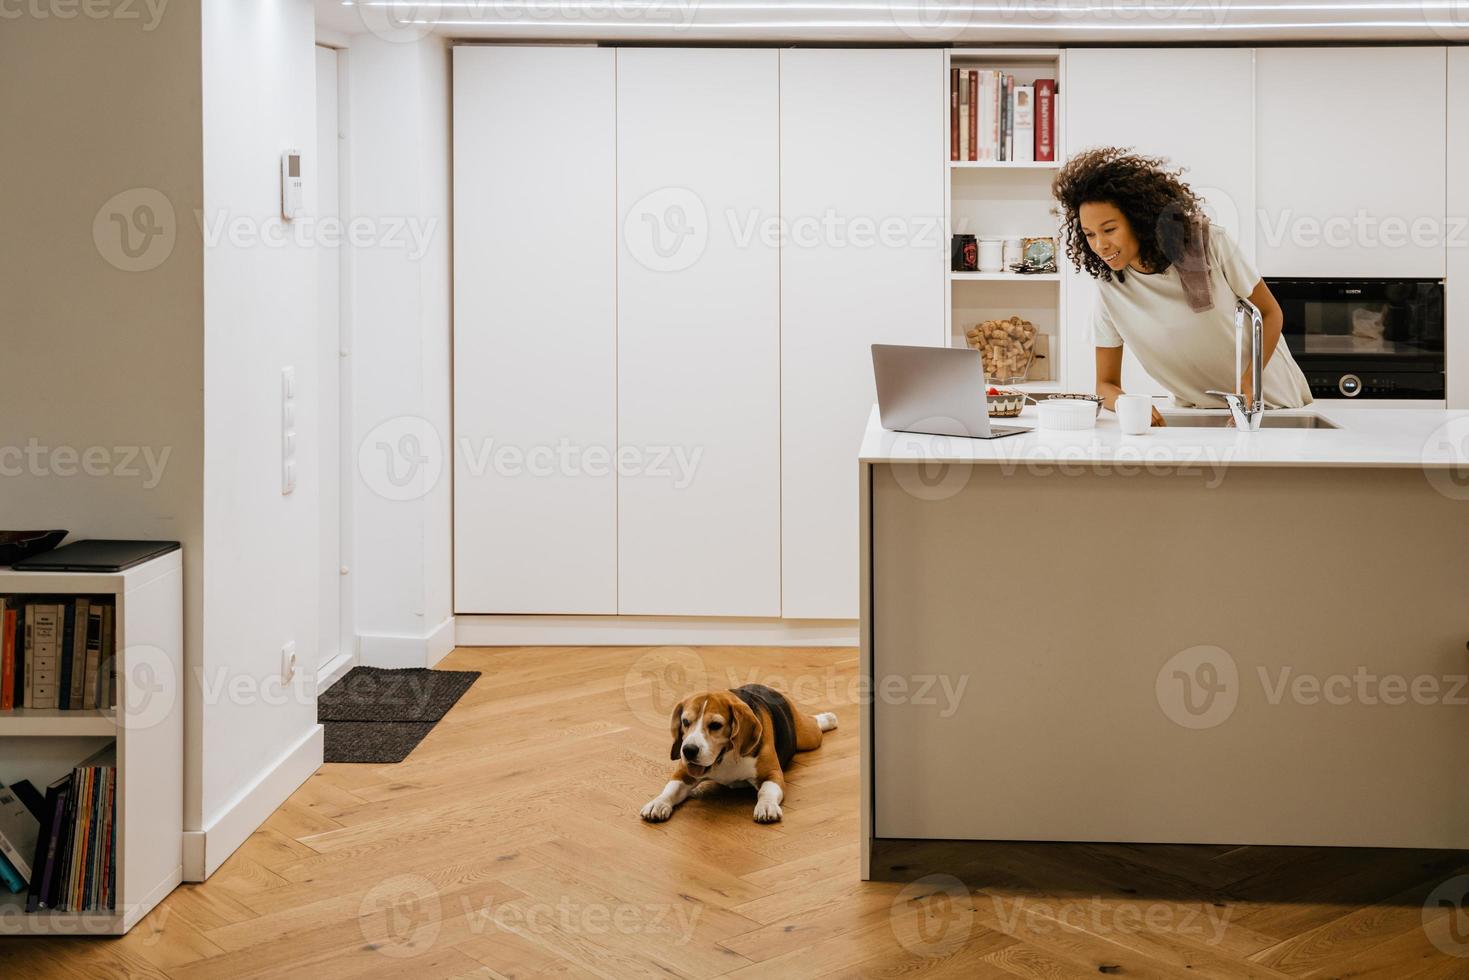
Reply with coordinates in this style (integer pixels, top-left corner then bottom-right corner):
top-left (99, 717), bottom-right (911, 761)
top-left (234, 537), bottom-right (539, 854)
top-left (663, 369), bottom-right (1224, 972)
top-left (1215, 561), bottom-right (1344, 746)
top-left (5, 645), bottom-right (1469, 979)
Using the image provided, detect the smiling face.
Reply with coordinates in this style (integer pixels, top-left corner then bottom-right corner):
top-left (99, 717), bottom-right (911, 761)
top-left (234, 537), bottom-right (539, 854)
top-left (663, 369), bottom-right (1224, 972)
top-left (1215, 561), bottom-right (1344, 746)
top-left (1079, 201), bottom-right (1142, 274)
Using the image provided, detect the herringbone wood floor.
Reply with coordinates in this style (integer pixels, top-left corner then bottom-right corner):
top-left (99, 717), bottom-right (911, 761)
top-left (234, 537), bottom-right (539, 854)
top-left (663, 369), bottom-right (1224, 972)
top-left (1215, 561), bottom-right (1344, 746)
top-left (4, 645), bottom-right (1469, 978)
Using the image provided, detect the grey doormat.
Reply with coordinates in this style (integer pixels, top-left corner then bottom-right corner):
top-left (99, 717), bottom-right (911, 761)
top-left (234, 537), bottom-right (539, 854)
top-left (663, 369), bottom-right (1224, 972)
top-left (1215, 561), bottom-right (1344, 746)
top-left (319, 667), bottom-right (480, 763)
top-left (323, 721), bottom-right (437, 764)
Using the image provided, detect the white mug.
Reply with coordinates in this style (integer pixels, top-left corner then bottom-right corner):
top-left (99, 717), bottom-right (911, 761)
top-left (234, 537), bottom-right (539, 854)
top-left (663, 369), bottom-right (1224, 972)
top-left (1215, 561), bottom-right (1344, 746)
top-left (1115, 393), bottom-right (1153, 434)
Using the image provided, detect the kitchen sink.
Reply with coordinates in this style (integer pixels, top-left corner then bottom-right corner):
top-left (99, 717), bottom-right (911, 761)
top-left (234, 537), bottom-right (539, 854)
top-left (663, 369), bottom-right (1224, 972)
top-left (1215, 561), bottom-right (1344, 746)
top-left (1158, 412), bottom-right (1339, 429)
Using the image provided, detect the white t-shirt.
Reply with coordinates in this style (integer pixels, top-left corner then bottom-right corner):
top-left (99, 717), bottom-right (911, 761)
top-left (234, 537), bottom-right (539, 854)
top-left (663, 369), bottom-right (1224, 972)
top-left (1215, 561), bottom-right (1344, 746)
top-left (1091, 223), bottom-right (1313, 409)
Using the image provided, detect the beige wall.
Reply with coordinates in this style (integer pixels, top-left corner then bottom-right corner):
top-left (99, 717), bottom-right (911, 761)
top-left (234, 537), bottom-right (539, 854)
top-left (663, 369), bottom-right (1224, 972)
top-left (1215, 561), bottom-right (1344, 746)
top-left (0, 0), bottom-right (206, 791)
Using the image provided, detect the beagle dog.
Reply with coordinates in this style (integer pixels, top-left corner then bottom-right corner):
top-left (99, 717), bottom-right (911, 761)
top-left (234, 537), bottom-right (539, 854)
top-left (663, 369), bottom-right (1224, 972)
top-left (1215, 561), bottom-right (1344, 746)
top-left (640, 683), bottom-right (837, 824)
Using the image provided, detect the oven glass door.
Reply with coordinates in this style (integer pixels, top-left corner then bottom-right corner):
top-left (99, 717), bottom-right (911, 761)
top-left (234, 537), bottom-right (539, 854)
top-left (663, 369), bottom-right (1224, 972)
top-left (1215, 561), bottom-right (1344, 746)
top-left (1273, 279), bottom-right (1444, 360)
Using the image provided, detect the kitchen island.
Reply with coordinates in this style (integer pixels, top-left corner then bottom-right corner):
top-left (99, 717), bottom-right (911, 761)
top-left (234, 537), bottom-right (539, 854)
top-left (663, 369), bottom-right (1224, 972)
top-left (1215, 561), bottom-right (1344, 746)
top-left (857, 402), bottom-right (1469, 878)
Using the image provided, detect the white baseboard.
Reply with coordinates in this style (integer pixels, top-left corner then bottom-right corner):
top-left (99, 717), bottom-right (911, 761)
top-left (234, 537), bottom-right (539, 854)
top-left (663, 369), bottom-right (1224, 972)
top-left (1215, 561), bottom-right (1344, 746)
top-left (359, 616), bottom-right (456, 668)
top-left (182, 725), bottom-right (324, 881)
top-left (455, 615), bottom-right (858, 647)
top-left (317, 649), bottom-right (358, 692)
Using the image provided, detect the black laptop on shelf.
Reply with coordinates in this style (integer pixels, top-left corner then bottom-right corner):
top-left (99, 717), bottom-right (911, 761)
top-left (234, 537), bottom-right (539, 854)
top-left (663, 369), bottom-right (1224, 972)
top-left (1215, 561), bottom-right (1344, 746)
top-left (11, 539), bottom-right (180, 573)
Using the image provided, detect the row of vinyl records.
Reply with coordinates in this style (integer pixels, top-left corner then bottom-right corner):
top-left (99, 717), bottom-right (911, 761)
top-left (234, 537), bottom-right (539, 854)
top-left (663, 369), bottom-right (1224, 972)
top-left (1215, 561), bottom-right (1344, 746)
top-left (950, 68), bottom-right (1057, 163)
top-left (0, 596), bottom-right (117, 711)
top-left (0, 747), bottom-right (117, 913)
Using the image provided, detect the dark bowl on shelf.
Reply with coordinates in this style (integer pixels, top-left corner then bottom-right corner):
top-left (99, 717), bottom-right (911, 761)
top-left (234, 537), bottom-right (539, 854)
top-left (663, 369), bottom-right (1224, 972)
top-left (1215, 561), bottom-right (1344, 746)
top-left (0, 530), bottom-right (68, 566)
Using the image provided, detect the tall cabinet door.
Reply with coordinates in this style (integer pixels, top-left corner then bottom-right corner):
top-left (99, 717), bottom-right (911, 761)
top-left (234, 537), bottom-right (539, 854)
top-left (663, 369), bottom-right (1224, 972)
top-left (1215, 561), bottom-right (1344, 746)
top-left (780, 49), bottom-right (946, 620)
top-left (1449, 48), bottom-right (1469, 410)
top-left (616, 49), bottom-right (781, 616)
top-left (452, 47), bottom-right (617, 613)
top-left (1257, 48), bottom-right (1445, 279)
top-left (1064, 48), bottom-right (1256, 396)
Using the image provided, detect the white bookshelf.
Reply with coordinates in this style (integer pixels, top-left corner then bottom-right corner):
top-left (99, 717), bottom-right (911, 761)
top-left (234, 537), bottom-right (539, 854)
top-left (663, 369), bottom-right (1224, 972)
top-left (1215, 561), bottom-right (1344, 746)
top-left (945, 48), bottom-right (1067, 388)
top-left (0, 550), bottom-right (183, 936)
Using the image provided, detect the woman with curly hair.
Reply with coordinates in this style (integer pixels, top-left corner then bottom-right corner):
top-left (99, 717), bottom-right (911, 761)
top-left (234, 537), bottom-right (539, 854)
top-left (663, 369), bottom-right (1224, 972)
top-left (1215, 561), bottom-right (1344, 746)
top-left (1052, 147), bottom-right (1311, 425)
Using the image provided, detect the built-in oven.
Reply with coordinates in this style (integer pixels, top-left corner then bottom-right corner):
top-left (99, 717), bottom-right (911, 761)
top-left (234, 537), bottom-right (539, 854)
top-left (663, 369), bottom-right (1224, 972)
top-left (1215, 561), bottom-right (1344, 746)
top-left (1267, 278), bottom-right (1445, 399)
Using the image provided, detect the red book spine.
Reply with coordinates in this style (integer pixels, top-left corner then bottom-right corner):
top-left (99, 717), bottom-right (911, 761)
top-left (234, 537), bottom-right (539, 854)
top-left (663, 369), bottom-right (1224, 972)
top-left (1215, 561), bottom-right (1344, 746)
top-left (967, 70), bottom-right (978, 161)
top-left (1035, 79), bottom-right (1055, 162)
top-left (950, 67), bottom-right (959, 161)
top-left (1, 608), bottom-right (13, 710)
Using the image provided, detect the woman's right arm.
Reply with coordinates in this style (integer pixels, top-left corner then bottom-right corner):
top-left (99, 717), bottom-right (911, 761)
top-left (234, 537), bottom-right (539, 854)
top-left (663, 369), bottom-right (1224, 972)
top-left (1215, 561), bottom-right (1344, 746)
top-left (1096, 345), bottom-right (1126, 411)
top-left (1096, 346), bottom-right (1166, 426)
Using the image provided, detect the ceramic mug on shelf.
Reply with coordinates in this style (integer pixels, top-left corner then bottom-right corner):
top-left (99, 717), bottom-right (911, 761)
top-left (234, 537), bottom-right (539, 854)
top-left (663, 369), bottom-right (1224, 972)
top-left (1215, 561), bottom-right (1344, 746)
top-left (977, 238), bottom-right (1005, 273)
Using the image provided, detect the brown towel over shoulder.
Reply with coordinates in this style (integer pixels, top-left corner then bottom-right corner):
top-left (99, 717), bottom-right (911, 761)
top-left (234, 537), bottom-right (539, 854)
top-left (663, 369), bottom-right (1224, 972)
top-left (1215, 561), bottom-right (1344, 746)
top-left (1175, 218), bottom-right (1214, 313)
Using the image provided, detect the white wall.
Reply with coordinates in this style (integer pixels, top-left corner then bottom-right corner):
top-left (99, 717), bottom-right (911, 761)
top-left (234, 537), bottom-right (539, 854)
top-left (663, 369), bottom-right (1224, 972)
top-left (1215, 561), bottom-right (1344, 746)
top-left (344, 33), bottom-right (454, 666)
top-left (194, 0), bottom-right (323, 875)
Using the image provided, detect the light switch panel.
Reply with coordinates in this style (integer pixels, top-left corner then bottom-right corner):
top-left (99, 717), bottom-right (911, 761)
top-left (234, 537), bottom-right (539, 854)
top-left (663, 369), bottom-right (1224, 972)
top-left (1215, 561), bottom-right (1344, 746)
top-left (281, 366), bottom-right (296, 495)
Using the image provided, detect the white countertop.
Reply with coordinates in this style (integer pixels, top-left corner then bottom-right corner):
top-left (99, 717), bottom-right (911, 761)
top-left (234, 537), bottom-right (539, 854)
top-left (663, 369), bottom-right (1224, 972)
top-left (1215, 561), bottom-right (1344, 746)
top-left (858, 403), bottom-right (1469, 469)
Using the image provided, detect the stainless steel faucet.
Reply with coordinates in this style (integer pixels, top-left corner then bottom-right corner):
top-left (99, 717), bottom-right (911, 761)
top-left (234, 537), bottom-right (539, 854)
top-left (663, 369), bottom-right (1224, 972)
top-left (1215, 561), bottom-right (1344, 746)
top-left (1207, 298), bottom-right (1266, 430)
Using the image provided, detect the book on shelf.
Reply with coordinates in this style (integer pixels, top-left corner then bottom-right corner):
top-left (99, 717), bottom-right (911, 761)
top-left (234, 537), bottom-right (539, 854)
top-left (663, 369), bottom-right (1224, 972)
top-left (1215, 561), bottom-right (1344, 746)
top-left (958, 70), bottom-right (969, 165)
top-left (963, 69), bottom-right (975, 161)
top-left (0, 603), bottom-right (14, 710)
top-left (950, 70), bottom-right (1056, 163)
top-left (1035, 79), bottom-right (1056, 162)
top-left (0, 596), bottom-right (117, 712)
top-left (0, 780), bottom-right (40, 884)
top-left (1013, 83), bottom-right (1035, 163)
top-left (949, 67), bottom-right (959, 161)
top-left (22, 746), bottom-right (115, 913)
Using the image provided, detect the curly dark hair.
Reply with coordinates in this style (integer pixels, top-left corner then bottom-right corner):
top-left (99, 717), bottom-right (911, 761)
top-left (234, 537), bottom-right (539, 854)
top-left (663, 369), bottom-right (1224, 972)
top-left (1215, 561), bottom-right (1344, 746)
top-left (1051, 146), bottom-right (1206, 282)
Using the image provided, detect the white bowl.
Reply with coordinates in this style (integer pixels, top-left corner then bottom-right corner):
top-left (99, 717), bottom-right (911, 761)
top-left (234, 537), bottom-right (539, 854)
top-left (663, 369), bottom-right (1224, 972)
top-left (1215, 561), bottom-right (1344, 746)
top-left (1036, 398), bottom-right (1098, 431)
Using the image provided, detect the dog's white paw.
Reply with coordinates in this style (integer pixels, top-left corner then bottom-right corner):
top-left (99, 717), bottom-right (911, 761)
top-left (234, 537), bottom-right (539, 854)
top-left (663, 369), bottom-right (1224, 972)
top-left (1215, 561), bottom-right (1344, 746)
top-left (640, 799), bottom-right (674, 822)
top-left (815, 712), bottom-right (838, 732)
top-left (753, 799), bottom-right (783, 823)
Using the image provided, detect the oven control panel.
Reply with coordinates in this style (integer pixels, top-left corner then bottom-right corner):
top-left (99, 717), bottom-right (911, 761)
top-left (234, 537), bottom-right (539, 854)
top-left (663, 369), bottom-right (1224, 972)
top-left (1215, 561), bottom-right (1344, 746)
top-left (1304, 371), bottom-right (1444, 399)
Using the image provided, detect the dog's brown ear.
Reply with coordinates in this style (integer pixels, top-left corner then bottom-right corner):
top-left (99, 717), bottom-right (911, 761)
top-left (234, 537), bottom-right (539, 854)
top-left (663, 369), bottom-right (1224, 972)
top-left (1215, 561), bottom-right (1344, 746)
top-left (669, 697), bottom-right (686, 761)
top-left (729, 698), bottom-right (763, 758)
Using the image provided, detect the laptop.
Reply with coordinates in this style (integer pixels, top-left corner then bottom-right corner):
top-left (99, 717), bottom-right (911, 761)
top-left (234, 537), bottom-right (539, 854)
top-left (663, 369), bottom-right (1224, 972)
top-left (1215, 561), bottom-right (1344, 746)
top-left (12, 539), bottom-right (180, 573)
top-left (871, 344), bottom-right (1030, 439)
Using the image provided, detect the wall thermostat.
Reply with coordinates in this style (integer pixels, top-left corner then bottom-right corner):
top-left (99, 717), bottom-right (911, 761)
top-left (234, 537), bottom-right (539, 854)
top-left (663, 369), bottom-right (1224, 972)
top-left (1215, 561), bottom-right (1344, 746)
top-left (281, 149), bottom-right (303, 221)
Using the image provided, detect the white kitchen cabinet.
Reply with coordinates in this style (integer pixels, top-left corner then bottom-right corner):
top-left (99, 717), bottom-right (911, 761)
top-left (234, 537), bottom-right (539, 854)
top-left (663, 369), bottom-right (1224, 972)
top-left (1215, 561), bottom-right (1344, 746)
top-left (1256, 47), bottom-right (1446, 279)
top-left (1448, 48), bottom-right (1469, 410)
top-left (779, 49), bottom-right (946, 620)
top-left (616, 49), bottom-right (781, 616)
top-left (1064, 48), bottom-right (1257, 396)
top-left (452, 47), bottom-right (617, 614)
